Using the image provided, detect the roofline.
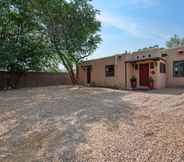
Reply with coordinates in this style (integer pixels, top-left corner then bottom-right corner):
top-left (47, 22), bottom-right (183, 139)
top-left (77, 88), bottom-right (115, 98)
top-left (164, 47), bottom-right (184, 51)
top-left (125, 57), bottom-right (166, 63)
top-left (131, 48), bottom-right (161, 54)
top-left (84, 53), bottom-right (125, 62)
top-left (83, 47), bottom-right (184, 63)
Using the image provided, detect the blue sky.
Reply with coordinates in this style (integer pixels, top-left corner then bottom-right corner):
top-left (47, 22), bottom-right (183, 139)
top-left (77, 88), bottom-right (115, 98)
top-left (89, 0), bottom-right (184, 59)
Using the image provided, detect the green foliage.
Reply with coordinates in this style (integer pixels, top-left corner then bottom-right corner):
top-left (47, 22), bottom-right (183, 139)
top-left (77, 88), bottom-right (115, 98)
top-left (130, 76), bottom-right (137, 82)
top-left (0, 0), bottom-right (101, 84)
top-left (166, 34), bottom-right (184, 48)
top-left (37, 0), bottom-right (101, 59)
top-left (33, 0), bottom-right (101, 83)
top-left (0, 0), bottom-right (57, 72)
top-left (149, 77), bottom-right (154, 82)
top-left (137, 45), bottom-right (160, 52)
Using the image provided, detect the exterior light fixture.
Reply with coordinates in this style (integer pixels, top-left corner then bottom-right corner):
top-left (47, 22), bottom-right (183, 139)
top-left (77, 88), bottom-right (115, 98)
top-left (178, 49), bottom-right (184, 54)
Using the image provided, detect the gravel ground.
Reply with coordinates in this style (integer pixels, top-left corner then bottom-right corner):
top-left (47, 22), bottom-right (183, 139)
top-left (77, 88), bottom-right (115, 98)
top-left (0, 86), bottom-right (184, 162)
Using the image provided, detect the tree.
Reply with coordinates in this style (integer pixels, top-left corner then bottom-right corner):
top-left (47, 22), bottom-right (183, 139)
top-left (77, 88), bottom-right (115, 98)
top-left (0, 0), bottom-right (101, 85)
top-left (34, 0), bottom-right (101, 84)
top-left (0, 0), bottom-right (60, 88)
top-left (137, 45), bottom-right (160, 52)
top-left (166, 34), bottom-right (184, 48)
top-left (0, 0), bottom-right (58, 73)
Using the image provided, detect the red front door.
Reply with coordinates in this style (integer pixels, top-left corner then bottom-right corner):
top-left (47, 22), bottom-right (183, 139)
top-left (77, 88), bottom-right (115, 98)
top-left (139, 64), bottom-right (149, 87)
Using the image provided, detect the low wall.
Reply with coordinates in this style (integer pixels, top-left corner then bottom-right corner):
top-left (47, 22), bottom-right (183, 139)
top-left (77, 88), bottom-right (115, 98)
top-left (0, 72), bottom-right (71, 90)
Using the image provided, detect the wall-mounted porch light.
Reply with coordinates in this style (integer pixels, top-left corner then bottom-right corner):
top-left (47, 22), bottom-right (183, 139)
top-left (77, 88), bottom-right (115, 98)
top-left (161, 53), bottom-right (168, 57)
top-left (178, 49), bottom-right (184, 54)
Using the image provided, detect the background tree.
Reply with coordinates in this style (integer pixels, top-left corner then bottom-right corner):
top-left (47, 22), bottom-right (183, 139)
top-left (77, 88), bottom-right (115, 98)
top-left (34, 0), bottom-right (101, 84)
top-left (137, 45), bottom-right (161, 52)
top-left (166, 34), bottom-right (184, 48)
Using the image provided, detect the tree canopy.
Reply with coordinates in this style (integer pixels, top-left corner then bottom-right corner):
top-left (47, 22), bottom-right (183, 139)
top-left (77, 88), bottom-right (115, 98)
top-left (33, 0), bottom-right (101, 83)
top-left (166, 34), bottom-right (184, 48)
top-left (136, 34), bottom-right (184, 53)
top-left (0, 0), bottom-right (59, 72)
top-left (137, 45), bottom-right (161, 52)
top-left (0, 0), bottom-right (101, 83)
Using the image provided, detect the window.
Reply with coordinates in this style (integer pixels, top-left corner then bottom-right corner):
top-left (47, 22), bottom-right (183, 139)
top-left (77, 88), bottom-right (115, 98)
top-left (105, 65), bottom-right (115, 77)
top-left (150, 62), bottom-right (154, 69)
top-left (173, 61), bottom-right (184, 77)
top-left (160, 62), bottom-right (166, 73)
top-left (135, 64), bottom-right (138, 70)
top-left (132, 64), bottom-right (138, 70)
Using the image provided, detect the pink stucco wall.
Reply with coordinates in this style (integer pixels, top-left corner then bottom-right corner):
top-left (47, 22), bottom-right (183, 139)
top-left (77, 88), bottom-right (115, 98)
top-left (79, 47), bottom-right (184, 89)
top-left (155, 60), bottom-right (167, 89)
top-left (79, 55), bottom-right (127, 89)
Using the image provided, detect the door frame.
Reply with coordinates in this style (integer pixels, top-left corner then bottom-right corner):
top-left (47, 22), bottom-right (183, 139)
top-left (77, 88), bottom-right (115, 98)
top-left (139, 63), bottom-right (149, 87)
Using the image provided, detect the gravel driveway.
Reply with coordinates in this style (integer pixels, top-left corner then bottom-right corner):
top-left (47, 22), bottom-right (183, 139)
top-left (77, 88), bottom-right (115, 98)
top-left (0, 86), bottom-right (184, 162)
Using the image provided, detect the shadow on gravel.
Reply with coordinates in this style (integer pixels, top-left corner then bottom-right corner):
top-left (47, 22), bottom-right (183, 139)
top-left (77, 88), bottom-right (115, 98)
top-left (0, 86), bottom-right (138, 162)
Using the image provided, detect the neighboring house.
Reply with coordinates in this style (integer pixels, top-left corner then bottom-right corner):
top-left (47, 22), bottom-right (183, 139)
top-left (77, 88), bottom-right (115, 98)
top-left (78, 47), bottom-right (184, 89)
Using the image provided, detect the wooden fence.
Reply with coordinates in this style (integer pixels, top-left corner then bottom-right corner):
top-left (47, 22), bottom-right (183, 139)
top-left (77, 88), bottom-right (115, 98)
top-left (0, 71), bottom-right (71, 90)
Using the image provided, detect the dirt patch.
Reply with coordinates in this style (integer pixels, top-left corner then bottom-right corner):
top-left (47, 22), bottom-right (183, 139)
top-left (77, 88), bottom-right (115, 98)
top-left (0, 86), bottom-right (184, 162)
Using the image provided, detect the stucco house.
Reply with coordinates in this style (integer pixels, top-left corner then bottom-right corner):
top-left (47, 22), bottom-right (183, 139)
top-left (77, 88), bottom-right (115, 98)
top-left (79, 47), bottom-right (184, 89)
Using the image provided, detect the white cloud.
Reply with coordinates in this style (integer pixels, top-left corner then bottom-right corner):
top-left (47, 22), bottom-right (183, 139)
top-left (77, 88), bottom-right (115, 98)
top-left (129, 0), bottom-right (160, 8)
top-left (97, 11), bottom-right (170, 42)
top-left (97, 13), bottom-right (141, 37)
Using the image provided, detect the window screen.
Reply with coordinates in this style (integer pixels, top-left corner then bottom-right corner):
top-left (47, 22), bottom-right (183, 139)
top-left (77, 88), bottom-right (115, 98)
top-left (173, 61), bottom-right (184, 77)
top-left (105, 65), bottom-right (115, 77)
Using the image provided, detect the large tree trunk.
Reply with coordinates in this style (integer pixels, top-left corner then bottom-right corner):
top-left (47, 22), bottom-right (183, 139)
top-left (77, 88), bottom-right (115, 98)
top-left (68, 69), bottom-right (77, 85)
top-left (52, 40), bottom-right (79, 85)
top-left (60, 55), bottom-right (77, 85)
